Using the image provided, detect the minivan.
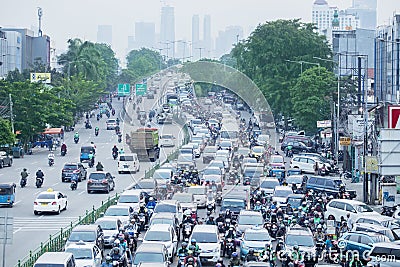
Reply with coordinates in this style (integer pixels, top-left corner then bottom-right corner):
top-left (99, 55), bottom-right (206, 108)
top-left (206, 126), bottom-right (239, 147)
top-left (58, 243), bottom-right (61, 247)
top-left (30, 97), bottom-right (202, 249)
top-left (34, 252), bottom-right (75, 267)
top-left (118, 153), bottom-right (139, 174)
top-left (65, 224), bottom-right (104, 251)
top-left (190, 224), bottom-right (221, 264)
top-left (326, 199), bottom-right (380, 222)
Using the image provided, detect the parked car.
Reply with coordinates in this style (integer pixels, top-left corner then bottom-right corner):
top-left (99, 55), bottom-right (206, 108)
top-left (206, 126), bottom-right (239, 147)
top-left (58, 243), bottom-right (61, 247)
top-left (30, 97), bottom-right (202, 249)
top-left (0, 151), bottom-right (13, 168)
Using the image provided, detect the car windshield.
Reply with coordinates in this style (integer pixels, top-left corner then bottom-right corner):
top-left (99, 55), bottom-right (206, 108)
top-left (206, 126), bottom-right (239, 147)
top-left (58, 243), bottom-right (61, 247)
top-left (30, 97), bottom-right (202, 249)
top-left (260, 180), bottom-right (280, 189)
top-left (238, 148), bottom-right (250, 155)
top-left (274, 189), bottom-right (292, 198)
top-left (97, 220), bottom-right (117, 230)
top-left (371, 235), bottom-right (390, 243)
top-left (204, 168), bottom-right (221, 175)
top-left (204, 147), bottom-right (217, 153)
top-left (286, 234), bottom-right (314, 247)
top-left (191, 232), bottom-right (218, 243)
top-left (145, 231), bottom-right (171, 242)
top-left (154, 204), bottom-right (176, 213)
top-left (64, 164), bottom-right (78, 170)
top-left (222, 199), bottom-right (245, 208)
top-left (133, 252), bottom-right (164, 264)
top-left (220, 141), bottom-right (232, 147)
top-left (172, 194), bottom-right (192, 203)
top-left (68, 231), bottom-right (96, 242)
top-left (220, 131), bottom-right (238, 139)
top-left (161, 135), bottom-right (173, 139)
top-left (65, 248), bottom-right (92, 260)
top-left (151, 218), bottom-right (173, 225)
top-left (245, 232), bottom-right (271, 241)
top-left (118, 195), bottom-right (140, 203)
top-left (288, 198), bottom-right (302, 207)
top-left (209, 162), bottom-right (223, 168)
top-left (105, 208), bottom-right (129, 216)
top-left (252, 147), bottom-right (264, 153)
top-left (271, 156), bottom-right (283, 163)
top-left (37, 194), bottom-right (56, 200)
top-left (238, 215), bottom-right (263, 225)
top-left (119, 155), bottom-right (134, 161)
top-left (138, 181), bottom-right (154, 189)
top-left (188, 187), bottom-right (206, 195)
top-left (89, 173), bottom-right (106, 180)
top-left (153, 171), bottom-right (171, 179)
top-left (287, 177), bottom-right (303, 184)
top-left (357, 204), bottom-right (374, 213)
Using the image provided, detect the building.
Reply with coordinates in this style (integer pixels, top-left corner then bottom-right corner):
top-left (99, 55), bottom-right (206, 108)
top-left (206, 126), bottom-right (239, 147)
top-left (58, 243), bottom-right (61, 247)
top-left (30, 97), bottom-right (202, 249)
top-left (215, 26), bottom-right (243, 58)
top-left (0, 29), bottom-right (8, 78)
top-left (347, 0), bottom-right (377, 30)
top-left (135, 22), bottom-right (156, 49)
top-left (375, 14), bottom-right (400, 105)
top-left (97, 25), bottom-right (112, 46)
top-left (160, 6), bottom-right (175, 58)
top-left (203, 15), bottom-right (212, 57)
top-left (192, 15), bottom-right (200, 60)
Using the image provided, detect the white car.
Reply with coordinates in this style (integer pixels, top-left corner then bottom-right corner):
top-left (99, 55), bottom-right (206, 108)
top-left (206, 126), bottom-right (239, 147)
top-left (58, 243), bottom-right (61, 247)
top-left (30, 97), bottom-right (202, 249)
top-left (159, 134), bottom-right (175, 147)
top-left (104, 205), bottom-right (132, 225)
top-left (187, 142), bottom-right (201, 158)
top-left (142, 224), bottom-right (178, 261)
top-left (272, 186), bottom-right (293, 205)
top-left (64, 242), bottom-right (102, 267)
top-left (326, 199), bottom-right (380, 222)
top-left (117, 189), bottom-right (144, 210)
top-left (118, 153), bottom-right (140, 174)
top-left (106, 118), bottom-right (117, 130)
top-left (95, 217), bottom-right (122, 247)
top-left (34, 189), bottom-right (68, 215)
top-left (187, 186), bottom-right (207, 208)
top-left (190, 225), bottom-right (221, 264)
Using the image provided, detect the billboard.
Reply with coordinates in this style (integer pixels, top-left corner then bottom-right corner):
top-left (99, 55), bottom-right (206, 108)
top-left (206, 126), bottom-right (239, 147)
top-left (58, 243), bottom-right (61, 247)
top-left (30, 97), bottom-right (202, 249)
top-left (388, 105), bottom-right (400, 129)
top-left (30, 73), bottom-right (51, 83)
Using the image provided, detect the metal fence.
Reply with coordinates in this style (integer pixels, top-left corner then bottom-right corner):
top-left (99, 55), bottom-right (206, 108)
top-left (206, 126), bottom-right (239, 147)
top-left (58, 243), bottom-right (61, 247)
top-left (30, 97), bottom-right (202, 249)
top-left (16, 194), bottom-right (119, 267)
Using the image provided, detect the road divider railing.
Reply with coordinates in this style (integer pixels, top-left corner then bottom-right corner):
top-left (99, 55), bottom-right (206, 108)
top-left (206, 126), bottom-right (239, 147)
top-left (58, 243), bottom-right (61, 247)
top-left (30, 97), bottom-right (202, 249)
top-left (16, 194), bottom-right (119, 267)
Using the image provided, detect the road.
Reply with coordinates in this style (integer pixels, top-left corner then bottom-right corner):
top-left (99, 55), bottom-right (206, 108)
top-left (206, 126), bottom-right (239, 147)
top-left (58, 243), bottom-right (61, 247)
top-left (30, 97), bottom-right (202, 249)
top-left (4, 73), bottom-right (185, 267)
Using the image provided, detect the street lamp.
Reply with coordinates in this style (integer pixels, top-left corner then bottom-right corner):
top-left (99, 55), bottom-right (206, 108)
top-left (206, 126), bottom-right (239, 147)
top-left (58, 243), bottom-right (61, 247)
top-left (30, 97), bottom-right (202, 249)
top-left (314, 56), bottom-right (340, 163)
top-left (195, 47), bottom-right (205, 60)
top-left (285, 59), bottom-right (320, 74)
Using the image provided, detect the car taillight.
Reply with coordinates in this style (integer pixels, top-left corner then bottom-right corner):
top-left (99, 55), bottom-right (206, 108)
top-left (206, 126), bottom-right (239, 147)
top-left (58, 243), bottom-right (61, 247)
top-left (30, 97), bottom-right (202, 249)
top-left (51, 201), bottom-right (57, 205)
top-left (88, 180), bottom-right (93, 184)
top-left (34, 202), bottom-right (38, 205)
top-left (102, 179), bottom-right (108, 184)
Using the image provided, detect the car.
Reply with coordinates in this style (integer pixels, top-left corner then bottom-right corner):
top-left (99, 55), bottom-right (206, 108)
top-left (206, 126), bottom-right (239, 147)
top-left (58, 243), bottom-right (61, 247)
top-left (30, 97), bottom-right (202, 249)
top-left (104, 204), bottom-right (132, 225)
top-left (33, 252), bottom-right (75, 267)
top-left (352, 223), bottom-right (396, 241)
top-left (202, 146), bottom-right (218, 164)
top-left (215, 155), bottom-right (230, 171)
top-left (159, 134), bottom-right (175, 147)
top-left (142, 224), bottom-right (178, 262)
top-left (190, 224), bottom-right (221, 264)
top-left (153, 169), bottom-right (173, 183)
top-left (202, 167), bottom-right (223, 187)
top-left (146, 91), bottom-right (155, 99)
top-left (153, 200), bottom-right (184, 226)
top-left (285, 175), bottom-right (307, 193)
top-left (94, 217), bottom-right (122, 248)
top-left (106, 118), bottom-right (118, 130)
top-left (272, 186), bottom-right (293, 206)
top-left (243, 262), bottom-right (270, 267)
top-left (338, 231), bottom-right (390, 256)
top-left (204, 98), bottom-right (213, 105)
top-left (269, 155), bottom-right (285, 169)
top-left (33, 189), bottom-right (68, 215)
top-left (187, 142), bottom-right (201, 158)
top-left (240, 226), bottom-right (272, 259)
top-left (131, 179), bottom-right (157, 195)
top-left (87, 171), bottom-right (115, 193)
top-left (355, 216), bottom-right (398, 230)
top-left (117, 189), bottom-right (144, 210)
top-left (237, 210), bottom-right (264, 236)
top-left (281, 140), bottom-right (314, 154)
top-left (65, 224), bottom-right (104, 251)
top-left (306, 176), bottom-right (356, 199)
top-left (326, 199), bottom-right (380, 222)
top-left (177, 154), bottom-right (196, 169)
top-left (290, 155), bottom-right (327, 174)
top-left (367, 242), bottom-right (400, 266)
top-left (284, 226), bottom-right (316, 260)
top-left (64, 241), bottom-right (102, 267)
top-left (149, 212), bottom-right (180, 241)
top-left (187, 186), bottom-right (207, 208)
top-left (0, 151), bottom-right (12, 168)
top-left (61, 162), bottom-right (87, 182)
top-left (132, 243), bottom-right (170, 267)
top-left (208, 160), bottom-right (226, 176)
top-left (256, 134), bottom-right (270, 146)
top-left (249, 146), bottom-right (265, 160)
top-left (237, 147), bottom-right (251, 159)
top-left (219, 140), bottom-right (233, 151)
top-left (171, 192), bottom-right (196, 212)
top-left (259, 178), bottom-right (280, 195)
top-left (118, 153), bottom-right (140, 174)
top-left (287, 194), bottom-right (306, 209)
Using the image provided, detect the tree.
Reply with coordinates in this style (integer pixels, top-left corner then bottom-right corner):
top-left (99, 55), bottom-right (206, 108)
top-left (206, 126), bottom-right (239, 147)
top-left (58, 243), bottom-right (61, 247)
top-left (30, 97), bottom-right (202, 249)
top-left (0, 118), bottom-right (15, 146)
top-left (232, 19), bottom-right (332, 119)
top-left (291, 67), bottom-right (336, 133)
top-left (125, 48), bottom-right (163, 79)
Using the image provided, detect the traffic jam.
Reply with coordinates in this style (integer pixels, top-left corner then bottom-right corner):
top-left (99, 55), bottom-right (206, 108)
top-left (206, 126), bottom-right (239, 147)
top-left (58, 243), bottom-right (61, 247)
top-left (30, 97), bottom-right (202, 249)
top-left (34, 72), bottom-right (400, 267)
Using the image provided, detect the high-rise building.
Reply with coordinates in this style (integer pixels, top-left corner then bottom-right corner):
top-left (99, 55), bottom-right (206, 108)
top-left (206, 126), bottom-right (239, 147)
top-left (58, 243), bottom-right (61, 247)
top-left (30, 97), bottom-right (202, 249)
top-left (347, 0), bottom-right (377, 30)
top-left (215, 26), bottom-right (243, 58)
top-left (192, 15), bottom-right (200, 59)
top-left (203, 15), bottom-right (212, 57)
top-left (160, 6), bottom-right (175, 58)
top-left (97, 25), bottom-right (112, 46)
top-left (135, 22), bottom-right (156, 49)
top-left (352, 0), bottom-right (376, 9)
top-left (0, 30), bottom-right (8, 78)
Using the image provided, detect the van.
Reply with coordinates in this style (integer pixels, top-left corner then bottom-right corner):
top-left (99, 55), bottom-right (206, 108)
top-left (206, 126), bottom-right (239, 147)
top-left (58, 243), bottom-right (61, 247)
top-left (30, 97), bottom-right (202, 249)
top-left (190, 225), bottom-right (221, 264)
top-left (306, 176), bottom-right (356, 199)
top-left (34, 252), bottom-right (76, 267)
top-left (118, 153), bottom-right (139, 174)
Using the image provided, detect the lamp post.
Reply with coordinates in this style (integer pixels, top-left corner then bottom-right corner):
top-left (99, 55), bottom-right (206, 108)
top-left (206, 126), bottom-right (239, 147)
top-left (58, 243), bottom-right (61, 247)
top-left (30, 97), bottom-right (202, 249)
top-left (285, 59), bottom-right (320, 74)
top-left (314, 56), bottom-right (340, 163)
top-left (195, 47), bottom-right (205, 60)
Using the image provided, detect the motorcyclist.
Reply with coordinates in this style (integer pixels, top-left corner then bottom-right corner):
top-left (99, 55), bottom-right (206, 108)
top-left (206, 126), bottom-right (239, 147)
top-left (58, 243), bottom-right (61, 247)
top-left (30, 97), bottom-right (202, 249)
top-left (48, 151), bottom-right (55, 163)
top-left (36, 169), bottom-right (44, 182)
top-left (61, 143), bottom-right (67, 153)
top-left (225, 226), bottom-right (236, 239)
top-left (269, 201), bottom-right (278, 211)
top-left (229, 252), bottom-right (241, 266)
top-left (254, 201), bottom-right (263, 212)
top-left (183, 214), bottom-right (195, 225)
top-left (146, 197), bottom-right (156, 210)
top-left (206, 215), bottom-right (216, 225)
top-left (245, 248), bottom-right (258, 262)
top-left (119, 147), bottom-right (124, 154)
top-left (348, 254), bottom-right (363, 267)
top-left (21, 168), bottom-right (29, 182)
top-left (74, 132), bottom-right (79, 140)
top-left (184, 251), bottom-right (197, 266)
top-left (117, 233), bottom-right (128, 253)
top-left (177, 242), bottom-right (189, 256)
top-left (138, 203), bottom-right (149, 224)
top-left (190, 239), bottom-right (200, 254)
top-left (216, 213), bottom-right (225, 224)
top-left (110, 240), bottom-right (122, 261)
top-left (95, 126), bottom-right (99, 135)
top-left (314, 225), bottom-right (325, 240)
top-left (101, 256), bottom-right (113, 267)
top-left (70, 171), bottom-right (79, 188)
top-left (96, 162), bottom-right (104, 171)
top-left (88, 151), bottom-right (95, 167)
top-left (112, 145), bottom-right (118, 155)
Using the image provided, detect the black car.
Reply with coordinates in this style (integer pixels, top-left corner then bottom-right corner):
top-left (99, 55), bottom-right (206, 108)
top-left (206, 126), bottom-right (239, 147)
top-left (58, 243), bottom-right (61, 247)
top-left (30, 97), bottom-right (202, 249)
top-left (87, 171), bottom-right (115, 193)
top-left (0, 151), bottom-right (13, 168)
top-left (281, 140), bottom-right (314, 154)
top-left (61, 162), bottom-right (87, 182)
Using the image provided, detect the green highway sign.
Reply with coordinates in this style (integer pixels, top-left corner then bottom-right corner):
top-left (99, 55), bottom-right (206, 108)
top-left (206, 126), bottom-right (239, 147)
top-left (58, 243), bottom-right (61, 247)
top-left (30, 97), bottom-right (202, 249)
top-left (117, 84), bottom-right (130, 96)
top-left (135, 83), bottom-right (147, 96)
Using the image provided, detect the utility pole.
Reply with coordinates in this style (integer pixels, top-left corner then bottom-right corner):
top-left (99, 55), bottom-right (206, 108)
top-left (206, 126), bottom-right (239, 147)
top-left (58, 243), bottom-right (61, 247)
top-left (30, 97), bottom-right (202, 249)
top-left (9, 94), bottom-right (14, 134)
top-left (37, 7), bottom-right (43, 37)
top-left (195, 47), bottom-right (204, 60)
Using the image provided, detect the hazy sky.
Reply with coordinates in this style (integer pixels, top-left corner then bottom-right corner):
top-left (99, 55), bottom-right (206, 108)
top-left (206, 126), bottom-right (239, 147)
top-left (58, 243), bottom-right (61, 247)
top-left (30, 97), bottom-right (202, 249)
top-left (1, 0), bottom-right (399, 60)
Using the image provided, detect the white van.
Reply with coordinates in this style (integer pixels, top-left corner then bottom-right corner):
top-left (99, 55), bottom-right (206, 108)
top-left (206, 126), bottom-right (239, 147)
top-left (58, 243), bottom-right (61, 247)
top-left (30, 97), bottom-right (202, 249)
top-left (118, 153), bottom-right (139, 174)
top-left (34, 252), bottom-right (75, 267)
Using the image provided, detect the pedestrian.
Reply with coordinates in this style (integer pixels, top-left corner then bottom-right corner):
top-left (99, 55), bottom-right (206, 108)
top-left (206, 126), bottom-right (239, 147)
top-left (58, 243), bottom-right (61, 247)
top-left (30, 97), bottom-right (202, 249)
top-left (314, 162), bottom-right (319, 175)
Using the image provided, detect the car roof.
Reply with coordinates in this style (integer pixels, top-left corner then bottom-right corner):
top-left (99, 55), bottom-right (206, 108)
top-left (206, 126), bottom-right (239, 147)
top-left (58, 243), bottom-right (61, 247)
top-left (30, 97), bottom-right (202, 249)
top-left (65, 241), bottom-right (96, 250)
top-left (372, 242), bottom-right (400, 249)
top-left (353, 223), bottom-right (391, 231)
top-left (38, 190), bottom-right (61, 195)
top-left (72, 224), bottom-right (100, 232)
top-left (147, 224), bottom-right (173, 232)
top-left (356, 216), bottom-right (393, 223)
top-left (158, 200), bottom-right (179, 206)
top-left (192, 224), bottom-right (218, 232)
top-left (287, 226), bottom-right (313, 235)
top-left (239, 210), bottom-right (262, 216)
top-left (274, 186), bottom-right (293, 191)
top-left (329, 199), bottom-right (366, 205)
top-left (136, 243), bottom-right (166, 253)
top-left (346, 231), bottom-right (387, 237)
top-left (95, 217), bottom-right (120, 223)
top-left (151, 212), bottom-right (176, 219)
top-left (287, 194), bottom-right (305, 199)
top-left (244, 227), bottom-right (270, 234)
top-left (120, 190), bottom-right (142, 196)
top-left (34, 252), bottom-right (74, 263)
top-left (107, 205), bottom-right (130, 210)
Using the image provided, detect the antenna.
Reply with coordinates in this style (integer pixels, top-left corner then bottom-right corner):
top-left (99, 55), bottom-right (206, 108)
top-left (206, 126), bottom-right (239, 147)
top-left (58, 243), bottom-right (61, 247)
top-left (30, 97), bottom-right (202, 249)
top-left (37, 7), bottom-right (43, 37)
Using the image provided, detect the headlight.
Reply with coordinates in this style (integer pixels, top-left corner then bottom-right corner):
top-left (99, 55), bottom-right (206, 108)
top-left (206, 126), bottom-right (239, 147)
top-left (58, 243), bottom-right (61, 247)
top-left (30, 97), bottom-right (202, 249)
top-left (213, 247), bottom-right (219, 252)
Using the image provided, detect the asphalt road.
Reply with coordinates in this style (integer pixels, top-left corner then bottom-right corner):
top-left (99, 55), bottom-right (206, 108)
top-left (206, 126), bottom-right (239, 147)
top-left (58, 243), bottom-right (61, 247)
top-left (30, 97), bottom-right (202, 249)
top-left (4, 74), bottom-right (185, 267)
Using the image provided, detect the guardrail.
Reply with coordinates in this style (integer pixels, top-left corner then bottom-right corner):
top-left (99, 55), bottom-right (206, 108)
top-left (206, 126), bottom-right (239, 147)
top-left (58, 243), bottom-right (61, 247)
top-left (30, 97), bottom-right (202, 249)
top-left (16, 194), bottom-right (119, 267)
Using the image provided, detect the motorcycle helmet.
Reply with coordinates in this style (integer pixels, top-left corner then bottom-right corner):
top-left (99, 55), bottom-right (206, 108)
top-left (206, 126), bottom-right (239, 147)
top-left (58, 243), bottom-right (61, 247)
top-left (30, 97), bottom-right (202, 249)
top-left (317, 224), bottom-right (322, 230)
top-left (113, 239), bottom-right (120, 247)
top-left (187, 250), bottom-right (193, 256)
top-left (191, 239), bottom-right (197, 245)
top-left (149, 197), bottom-right (154, 201)
top-left (249, 248), bottom-right (254, 254)
top-left (23, 168), bottom-right (27, 171)
top-left (182, 242), bottom-right (188, 248)
top-left (216, 264), bottom-right (222, 267)
top-left (105, 256), bottom-right (112, 263)
top-left (232, 252), bottom-right (238, 258)
top-left (218, 258), bottom-right (223, 264)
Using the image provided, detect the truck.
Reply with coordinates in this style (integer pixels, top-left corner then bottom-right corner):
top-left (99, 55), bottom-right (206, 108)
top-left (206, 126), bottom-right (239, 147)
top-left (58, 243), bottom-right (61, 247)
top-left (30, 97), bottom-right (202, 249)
top-left (128, 128), bottom-right (160, 162)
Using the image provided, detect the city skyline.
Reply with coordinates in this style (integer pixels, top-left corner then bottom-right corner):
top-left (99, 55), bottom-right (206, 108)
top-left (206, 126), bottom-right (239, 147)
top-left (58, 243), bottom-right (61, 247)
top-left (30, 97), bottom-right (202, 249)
top-left (1, 0), bottom-right (399, 60)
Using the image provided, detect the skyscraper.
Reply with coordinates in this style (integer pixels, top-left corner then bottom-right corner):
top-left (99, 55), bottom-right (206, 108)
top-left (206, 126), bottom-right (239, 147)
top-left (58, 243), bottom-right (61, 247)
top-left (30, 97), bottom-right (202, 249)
top-left (215, 26), bottom-right (243, 58)
top-left (135, 22), bottom-right (156, 49)
top-left (97, 25), bottom-right (112, 46)
top-left (203, 15), bottom-right (212, 57)
top-left (352, 0), bottom-right (376, 9)
top-left (192, 15), bottom-right (200, 51)
top-left (160, 6), bottom-right (175, 58)
top-left (348, 0), bottom-right (377, 30)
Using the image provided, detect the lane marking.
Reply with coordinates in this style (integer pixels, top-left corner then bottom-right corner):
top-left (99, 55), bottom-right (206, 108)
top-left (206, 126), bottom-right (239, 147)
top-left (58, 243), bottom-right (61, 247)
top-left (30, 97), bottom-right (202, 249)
top-left (78, 191), bottom-right (85, 195)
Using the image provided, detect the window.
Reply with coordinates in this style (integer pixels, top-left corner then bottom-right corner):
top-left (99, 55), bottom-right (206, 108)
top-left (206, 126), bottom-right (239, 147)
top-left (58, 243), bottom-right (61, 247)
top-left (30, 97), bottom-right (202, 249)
top-left (349, 234), bottom-right (360, 243)
top-left (335, 202), bottom-right (346, 210)
top-left (325, 180), bottom-right (334, 188)
top-left (329, 201), bottom-right (337, 208)
top-left (360, 235), bottom-right (372, 245)
top-left (299, 158), bottom-right (308, 163)
top-left (307, 159), bottom-right (315, 164)
top-left (308, 177), bottom-right (317, 184)
top-left (345, 204), bottom-right (356, 213)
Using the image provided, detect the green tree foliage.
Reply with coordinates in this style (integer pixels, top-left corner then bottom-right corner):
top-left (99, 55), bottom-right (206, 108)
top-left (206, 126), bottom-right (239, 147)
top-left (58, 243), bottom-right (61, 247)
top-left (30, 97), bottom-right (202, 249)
top-left (232, 19), bottom-right (332, 119)
top-left (291, 67), bottom-right (336, 132)
top-left (0, 118), bottom-right (15, 146)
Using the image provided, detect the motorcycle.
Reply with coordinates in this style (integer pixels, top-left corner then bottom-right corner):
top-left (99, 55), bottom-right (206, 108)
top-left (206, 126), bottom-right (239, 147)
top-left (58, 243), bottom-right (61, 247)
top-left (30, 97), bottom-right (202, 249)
top-left (20, 177), bottom-right (27, 188)
top-left (48, 158), bottom-right (54, 167)
top-left (224, 237), bottom-right (235, 258)
top-left (182, 222), bottom-right (193, 240)
top-left (36, 177), bottom-right (44, 188)
top-left (382, 206), bottom-right (396, 217)
top-left (74, 136), bottom-right (79, 144)
top-left (118, 134), bottom-right (122, 143)
top-left (112, 151), bottom-right (118, 160)
top-left (95, 129), bottom-right (99, 136)
top-left (88, 159), bottom-right (94, 168)
top-left (138, 213), bottom-right (146, 231)
top-left (61, 149), bottom-right (66, 156)
top-left (85, 122), bottom-right (92, 129)
top-left (269, 223), bottom-right (278, 239)
top-left (316, 238), bottom-right (325, 258)
top-left (70, 180), bottom-right (77, 190)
